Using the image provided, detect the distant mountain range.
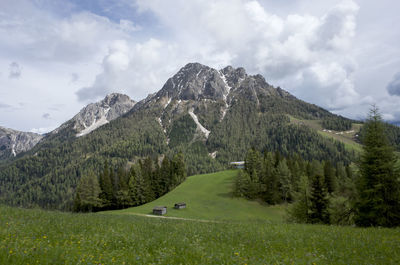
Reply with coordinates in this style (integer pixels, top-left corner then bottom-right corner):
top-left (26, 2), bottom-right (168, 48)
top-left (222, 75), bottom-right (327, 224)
top-left (1, 62), bottom-right (399, 210)
top-left (0, 127), bottom-right (43, 160)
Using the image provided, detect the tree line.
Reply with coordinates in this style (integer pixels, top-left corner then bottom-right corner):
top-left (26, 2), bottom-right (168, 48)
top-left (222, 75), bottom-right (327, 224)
top-left (234, 149), bottom-right (353, 224)
top-left (73, 153), bottom-right (186, 212)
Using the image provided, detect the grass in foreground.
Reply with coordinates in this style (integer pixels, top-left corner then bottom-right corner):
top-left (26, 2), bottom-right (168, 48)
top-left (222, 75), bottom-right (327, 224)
top-left (110, 170), bottom-right (285, 222)
top-left (1, 206), bottom-right (399, 264)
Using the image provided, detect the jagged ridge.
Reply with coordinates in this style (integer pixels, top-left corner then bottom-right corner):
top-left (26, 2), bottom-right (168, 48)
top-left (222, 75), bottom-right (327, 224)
top-left (0, 127), bottom-right (43, 160)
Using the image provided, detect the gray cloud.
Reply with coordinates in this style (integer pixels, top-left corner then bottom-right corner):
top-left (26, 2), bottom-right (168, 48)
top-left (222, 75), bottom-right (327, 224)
top-left (76, 85), bottom-right (109, 102)
top-left (42, 113), bottom-right (51, 119)
top-left (9, 62), bottom-right (22, 79)
top-left (0, 102), bottom-right (12, 108)
top-left (70, 73), bottom-right (79, 83)
top-left (387, 72), bottom-right (400, 96)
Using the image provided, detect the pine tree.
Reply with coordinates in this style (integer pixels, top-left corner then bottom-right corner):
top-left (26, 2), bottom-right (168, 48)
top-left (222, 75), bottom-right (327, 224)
top-left (354, 106), bottom-right (400, 227)
top-left (141, 157), bottom-right (155, 201)
top-left (277, 158), bottom-right (292, 202)
top-left (115, 166), bottom-right (131, 208)
top-left (160, 156), bottom-right (171, 193)
top-left (128, 165), bottom-right (148, 206)
top-left (245, 148), bottom-right (262, 183)
top-left (171, 152), bottom-right (187, 188)
top-left (323, 161), bottom-right (336, 193)
top-left (261, 152), bottom-right (279, 204)
top-left (287, 174), bottom-right (310, 223)
top-left (309, 174), bottom-right (330, 224)
top-left (73, 172), bottom-right (102, 212)
top-left (99, 161), bottom-right (113, 209)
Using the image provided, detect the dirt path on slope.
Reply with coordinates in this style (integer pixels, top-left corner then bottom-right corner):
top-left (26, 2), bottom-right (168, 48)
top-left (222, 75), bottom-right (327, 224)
top-left (127, 212), bottom-right (223, 223)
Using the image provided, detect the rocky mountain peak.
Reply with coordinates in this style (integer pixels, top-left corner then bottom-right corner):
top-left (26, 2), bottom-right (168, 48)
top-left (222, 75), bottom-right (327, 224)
top-left (0, 126), bottom-right (43, 159)
top-left (72, 93), bottom-right (136, 137)
top-left (156, 62), bottom-right (227, 101)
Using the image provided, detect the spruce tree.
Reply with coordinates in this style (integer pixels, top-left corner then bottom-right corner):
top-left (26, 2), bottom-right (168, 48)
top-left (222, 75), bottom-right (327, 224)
top-left (99, 161), bottom-right (113, 209)
top-left (277, 159), bottom-right (292, 202)
top-left (354, 106), bottom-right (400, 227)
top-left (160, 156), bottom-right (171, 193)
top-left (287, 174), bottom-right (310, 223)
top-left (73, 172), bottom-right (102, 212)
top-left (261, 152), bottom-right (279, 204)
top-left (309, 174), bottom-right (330, 224)
top-left (323, 161), bottom-right (336, 193)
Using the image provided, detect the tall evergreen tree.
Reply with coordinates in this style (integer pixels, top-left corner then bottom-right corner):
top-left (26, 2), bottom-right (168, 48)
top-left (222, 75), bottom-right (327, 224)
top-left (73, 172), bottom-right (102, 212)
top-left (171, 152), bottom-right (187, 188)
top-left (323, 161), bottom-right (337, 193)
top-left (277, 158), bottom-right (292, 202)
top-left (160, 156), bottom-right (172, 193)
top-left (354, 106), bottom-right (400, 227)
top-left (287, 174), bottom-right (310, 223)
top-left (309, 174), bottom-right (330, 224)
top-left (99, 161), bottom-right (113, 208)
top-left (261, 152), bottom-right (279, 204)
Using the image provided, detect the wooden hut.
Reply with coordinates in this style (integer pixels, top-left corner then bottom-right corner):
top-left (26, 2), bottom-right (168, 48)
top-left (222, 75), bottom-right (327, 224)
top-left (174, 202), bottom-right (186, 209)
top-left (229, 161), bottom-right (245, 169)
top-left (153, 206), bottom-right (167, 215)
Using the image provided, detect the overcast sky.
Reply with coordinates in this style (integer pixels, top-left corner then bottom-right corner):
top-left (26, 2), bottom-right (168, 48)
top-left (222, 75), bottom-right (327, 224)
top-left (0, 0), bottom-right (399, 133)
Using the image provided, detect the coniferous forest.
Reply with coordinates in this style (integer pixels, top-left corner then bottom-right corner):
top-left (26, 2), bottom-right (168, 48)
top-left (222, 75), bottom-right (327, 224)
top-left (234, 107), bottom-right (400, 227)
top-left (73, 153), bottom-right (187, 212)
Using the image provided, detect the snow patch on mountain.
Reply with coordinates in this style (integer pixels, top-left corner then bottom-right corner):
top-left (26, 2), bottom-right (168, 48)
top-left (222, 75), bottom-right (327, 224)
top-left (76, 115), bottom-right (110, 137)
top-left (11, 143), bottom-right (16, 157)
top-left (219, 71), bottom-right (232, 121)
top-left (188, 109), bottom-right (210, 138)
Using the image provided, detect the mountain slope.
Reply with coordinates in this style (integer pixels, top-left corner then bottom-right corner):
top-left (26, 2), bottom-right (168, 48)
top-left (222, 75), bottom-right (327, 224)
top-left (112, 170), bottom-right (284, 222)
top-left (0, 62), bottom-right (360, 210)
top-left (0, 127), bottom-right (43, 160)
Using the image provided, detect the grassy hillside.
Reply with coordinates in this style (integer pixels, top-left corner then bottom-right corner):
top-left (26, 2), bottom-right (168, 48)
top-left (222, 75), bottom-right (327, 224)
top-left (109, 170), bottom-right (285, 222)
top-left (1, 205), bottom-right (399, 264)
top-left (288, 115), bottom-right (363, 153)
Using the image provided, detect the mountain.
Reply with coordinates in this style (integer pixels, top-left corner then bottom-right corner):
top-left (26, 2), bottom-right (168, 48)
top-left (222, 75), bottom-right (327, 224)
top-left (0, 127), bottom-right (43, 160)
top-left (0, 62), bottom-right (363, 210)
top-left (52, 93), bottom-right (136, 137)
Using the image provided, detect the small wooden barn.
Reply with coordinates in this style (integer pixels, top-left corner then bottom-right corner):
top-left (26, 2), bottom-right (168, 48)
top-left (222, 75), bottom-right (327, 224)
top-left (230, 161), bottom-right (245, 169)
top-left (153, 206), bottom-right (167, 215)
top-left (174, 202), bottom-right (186, 209)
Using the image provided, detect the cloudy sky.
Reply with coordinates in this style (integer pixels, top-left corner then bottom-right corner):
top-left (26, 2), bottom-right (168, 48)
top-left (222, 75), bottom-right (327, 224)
top-left (0, 0), bottom-right (399, 133)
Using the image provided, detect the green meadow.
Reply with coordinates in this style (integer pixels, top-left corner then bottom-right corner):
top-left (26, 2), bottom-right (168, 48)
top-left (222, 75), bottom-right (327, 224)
top-left (1, 170), bottom-right (399, 264)
top-left (110, 170), bottom-right (285, 222)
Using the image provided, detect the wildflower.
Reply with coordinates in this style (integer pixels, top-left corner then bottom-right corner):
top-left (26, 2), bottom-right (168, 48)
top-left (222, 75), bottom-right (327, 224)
top-left (234, 252), bottom-right (239, 256)
top-left (9, 249), bottom-right (13, 254)
top-left (43, 235), bottom-right (47, 239)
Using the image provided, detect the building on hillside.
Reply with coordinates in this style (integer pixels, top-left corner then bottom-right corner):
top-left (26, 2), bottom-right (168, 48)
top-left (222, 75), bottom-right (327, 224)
top-left (174, 202), bottom-right (186, 209)
top-left (230, 161), bottom-right (245, 169)
top-left (153, 206), bottom-right (167, 215)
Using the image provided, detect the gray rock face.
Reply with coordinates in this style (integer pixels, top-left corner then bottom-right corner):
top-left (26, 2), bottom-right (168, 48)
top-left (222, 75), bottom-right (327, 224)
top-left (154, 62), bottom-right (287, 104)
top-left (134, 62), bottom-right (293, 143)
top-left (156, 63), bottom-right (228, 101)
top-left (0, 127), bottom-right (43, 159)
top-left (72, 93), bottom-right (136, 137)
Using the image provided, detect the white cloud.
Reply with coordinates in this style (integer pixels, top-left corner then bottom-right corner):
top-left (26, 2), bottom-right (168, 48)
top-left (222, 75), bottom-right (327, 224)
top-left (1, 0), bottom-right (400, 131)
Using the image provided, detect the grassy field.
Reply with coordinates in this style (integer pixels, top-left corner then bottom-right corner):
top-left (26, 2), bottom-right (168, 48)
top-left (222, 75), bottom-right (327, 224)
top-left (1, 205), bottom-right (400, 264)
top-left (109, 170), bottom-right (285, 222)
